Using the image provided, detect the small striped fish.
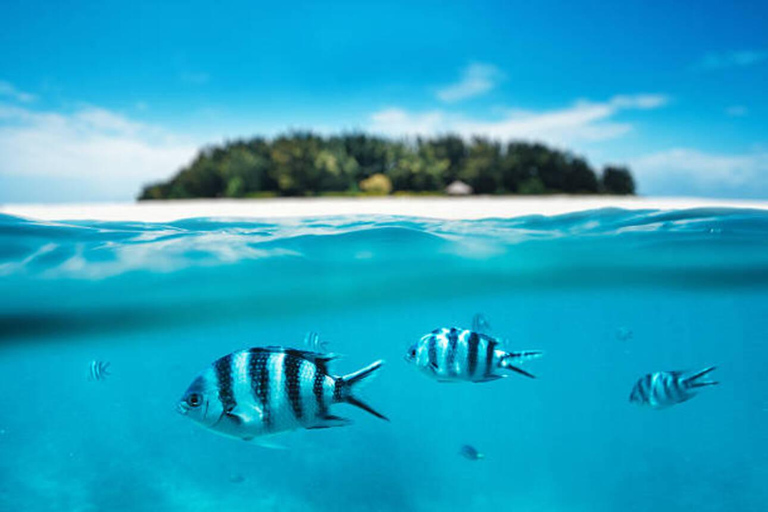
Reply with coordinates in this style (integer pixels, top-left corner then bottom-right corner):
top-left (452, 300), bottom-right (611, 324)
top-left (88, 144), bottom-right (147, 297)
top-left (88, 360), bottom-right (111, 381)
top-left (629, 367), bottom-right (718, 409)
top-left (178, 346), bottom-right (388, 442)
top-left (405, 327), bottom-right (543, 382)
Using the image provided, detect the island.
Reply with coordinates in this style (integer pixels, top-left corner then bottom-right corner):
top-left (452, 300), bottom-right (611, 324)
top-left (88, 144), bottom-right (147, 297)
top-left (138, 132), bottom-right (635, 200)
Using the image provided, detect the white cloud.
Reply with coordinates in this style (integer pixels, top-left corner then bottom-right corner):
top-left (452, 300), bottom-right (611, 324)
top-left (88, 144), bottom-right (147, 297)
top-left (0, 103), bottom-right (198, 201)
top-left (369, 94), bottom-right (669, 147)
top-left (725, 105), bottom-right (748, 117)
top-left (694, 50), bottom-right (767, 70)
top-left (370, 109), bottom-right (447, 136)
top-left (437, 63), bottom-right (502, 103)
top-left (0, 80), bottom-right (36, 103)
top-left (630, 148), bottom-right (768, 197)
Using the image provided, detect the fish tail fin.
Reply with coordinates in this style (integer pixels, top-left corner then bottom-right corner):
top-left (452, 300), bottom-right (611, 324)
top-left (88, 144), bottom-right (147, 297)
top-left (505, 350), bottom-right (544, 363)
top-left (685, 366), bottom-right (719, 388)
top-left (499, 351), bottom-right (542, 379)
top-left (336, 360), bottom-right (389, 421)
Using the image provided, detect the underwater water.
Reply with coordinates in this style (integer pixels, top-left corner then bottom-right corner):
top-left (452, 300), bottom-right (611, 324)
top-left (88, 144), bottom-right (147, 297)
top-left (1, 208), bottom-right (767, 512)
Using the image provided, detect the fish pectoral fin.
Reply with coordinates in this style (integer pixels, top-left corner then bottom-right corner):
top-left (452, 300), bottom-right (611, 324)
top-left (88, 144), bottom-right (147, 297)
top-left (309, 415), bottom-right (352, 429)
top-left (428, 362), bottom-right (439, 374)
top-left (474, 375), bottom-right (503, 383)
top-left (227, 404), bottom-right (263, 425)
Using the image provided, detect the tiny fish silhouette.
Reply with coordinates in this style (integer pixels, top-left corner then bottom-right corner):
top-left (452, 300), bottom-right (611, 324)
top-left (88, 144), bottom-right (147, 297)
top-left (460, 444), bottom-right (484, 461)
top-left (630, 367), bottom-right (718, 409)
top-left (88, 360), bottom-right (111, 381)
top-left (615, 327), bottom-right (633, 342)
top-left (228, 473), bottom-right (246, 484)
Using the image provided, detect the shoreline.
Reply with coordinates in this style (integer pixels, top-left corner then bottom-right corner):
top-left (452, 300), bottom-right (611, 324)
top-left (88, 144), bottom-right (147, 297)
top-left (2, 196), bottom-right (768, 222)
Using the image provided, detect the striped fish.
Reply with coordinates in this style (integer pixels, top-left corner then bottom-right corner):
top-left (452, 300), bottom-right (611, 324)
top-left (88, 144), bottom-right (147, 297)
top-left (177, 346), bottom-right (388, 442)
top-left (88, 360), bottom-right (111, 381)
top-left (629, 367), bottom-right (718, 409)
top-left (405, 327), bottom-right (543, 382)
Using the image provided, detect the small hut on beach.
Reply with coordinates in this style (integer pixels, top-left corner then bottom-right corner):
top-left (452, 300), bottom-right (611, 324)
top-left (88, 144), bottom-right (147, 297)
top-left (445, 180), bottom-right (473, 196)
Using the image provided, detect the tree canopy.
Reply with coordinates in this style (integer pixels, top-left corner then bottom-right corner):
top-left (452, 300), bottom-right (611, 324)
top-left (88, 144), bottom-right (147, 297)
top-left (138, 132), bottom-right (636, 199)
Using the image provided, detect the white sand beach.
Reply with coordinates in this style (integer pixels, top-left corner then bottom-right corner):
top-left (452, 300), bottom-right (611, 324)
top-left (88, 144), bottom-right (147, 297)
top-left (2, 196), bottom-right (768, 222)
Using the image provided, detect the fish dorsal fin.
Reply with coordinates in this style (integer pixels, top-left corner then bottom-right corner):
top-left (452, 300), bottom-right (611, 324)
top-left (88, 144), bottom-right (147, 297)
top-left (227, 404), bottom-right (263, 425)
top-left (472, 313), bottom-right (492, 335)
top-left (255, 346), bottom-right (338, 364)
top-left (284, 348), bottom-right (339, 369)
top-left (254, 345), bottom-right (339, 374)
top-left (303, 331), bottom-right (330, 353)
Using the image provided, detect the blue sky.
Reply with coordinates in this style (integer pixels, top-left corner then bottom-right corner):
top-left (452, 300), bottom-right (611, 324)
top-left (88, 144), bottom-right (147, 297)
top-left (1, 0), bottom-right (767, 202)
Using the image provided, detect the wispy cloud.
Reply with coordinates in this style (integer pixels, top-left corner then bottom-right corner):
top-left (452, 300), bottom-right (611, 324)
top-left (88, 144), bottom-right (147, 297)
top-left (0, 103), bottom-right (197, 201)
top-left (0, 80), bottom-right (36, 103)
top-left (369, 94), bottom-right (669, 147)
top-left (694, 50), bottom-right (767, 71)
top-left (436, 63), bottom-right (503, 103)
top-left (630, 148), bottom-right (768, 197)
top-left (725, 105), bottom-right (748, 117)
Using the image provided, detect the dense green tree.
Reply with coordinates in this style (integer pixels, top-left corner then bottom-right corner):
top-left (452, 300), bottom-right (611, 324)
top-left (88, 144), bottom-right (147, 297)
top-left (137, 131), bottom-right (636, 199)
top-left (564, 157), bottom-right (599, 193)
top-left (425, 135), bottom-right (467, 184)
top-left (601, 165), bottom-right (635, 195)
top-left (459, 138), bottom-right (502, 194)
top-left (341, 133), bottom-right (391, 180)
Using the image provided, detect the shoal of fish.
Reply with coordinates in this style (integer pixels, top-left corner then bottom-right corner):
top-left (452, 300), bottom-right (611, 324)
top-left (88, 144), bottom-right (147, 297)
top-left (167, 314), bottom-right (719, 445)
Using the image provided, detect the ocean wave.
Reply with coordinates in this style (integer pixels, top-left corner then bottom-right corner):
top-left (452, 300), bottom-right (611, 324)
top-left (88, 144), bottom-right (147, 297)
top-left (2, 208), bottom-right (767, 342)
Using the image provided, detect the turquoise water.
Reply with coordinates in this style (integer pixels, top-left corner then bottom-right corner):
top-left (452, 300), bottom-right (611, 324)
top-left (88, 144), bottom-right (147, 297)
top-left (1, 208), bottom-right (767, 511)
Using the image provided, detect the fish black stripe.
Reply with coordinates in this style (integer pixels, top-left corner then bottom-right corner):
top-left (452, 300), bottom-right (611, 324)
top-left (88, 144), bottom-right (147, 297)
top-left (314, 362), bottom-right (327, 417)
top-left (642, 374), bottom-right (653, 403)
top-left (333, 379), bottom-right (343, 402)
top-left (284, 353), bottom-right (303, 420)
top-left (446, 329), bottom-right (459, 375)
top-left (214, 354), bottom-right (236, 412)
top-left (484, 339), bottom-right (495, 377)
top-left (636, 379), bottom-right (647, 403)
top-left (667, 374), bottom-right (681, 402)
top-left (467, 332), bottom-right (479, 377)
top-left (248, 349), bottom-right (271, 428)
top-left (428, 335), bottom-right (438, 370)
top-left (666, 374), bottom-right (677, 401)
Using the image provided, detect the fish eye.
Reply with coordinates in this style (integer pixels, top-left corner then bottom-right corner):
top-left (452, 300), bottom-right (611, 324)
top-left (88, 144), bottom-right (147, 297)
top-left (409, 348), bottom-right (416, 357)
top-left (187, 393), bottom-right (202, 407)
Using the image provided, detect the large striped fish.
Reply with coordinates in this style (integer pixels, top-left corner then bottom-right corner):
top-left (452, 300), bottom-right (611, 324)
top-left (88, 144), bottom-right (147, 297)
top-left (629, 367), bottom-right (718, 409)
top-left (405, 327), bottom-right (543, 382)
top-left (177, 346), bottom-right (388, 442)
